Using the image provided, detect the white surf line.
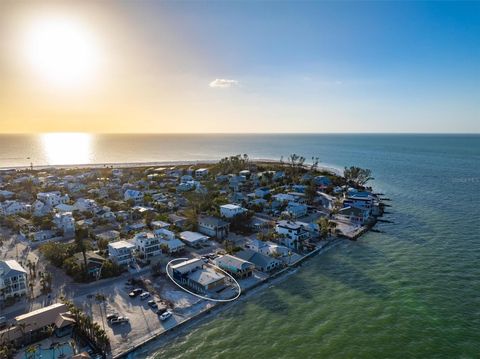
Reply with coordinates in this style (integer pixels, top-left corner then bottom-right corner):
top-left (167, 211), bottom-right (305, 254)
top-left (166, 258), bottom-right (242, 302)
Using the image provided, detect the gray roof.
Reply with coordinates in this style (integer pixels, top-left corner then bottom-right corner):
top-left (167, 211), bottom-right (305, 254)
top-left (236, 249), bottom-right (279, 269)
top-left (188, 269), bottom-right (225, 287)
top-left (215, 254), bottom-right (254, 271)
top-left (198, 215), bottom-right (229, 228)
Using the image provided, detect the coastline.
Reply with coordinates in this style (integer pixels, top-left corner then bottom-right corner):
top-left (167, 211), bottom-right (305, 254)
top-left (117, 237), bottom-right (345, 359)
top-left (0, 159), bottom-right (344, 176)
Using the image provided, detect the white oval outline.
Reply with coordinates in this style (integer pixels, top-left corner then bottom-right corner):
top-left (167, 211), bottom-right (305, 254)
top-left (166, 258), bottom-right (242, 302)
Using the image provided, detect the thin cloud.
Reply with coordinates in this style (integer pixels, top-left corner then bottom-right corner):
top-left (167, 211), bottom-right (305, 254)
top-left (209, 78), bottom-right (239, 88)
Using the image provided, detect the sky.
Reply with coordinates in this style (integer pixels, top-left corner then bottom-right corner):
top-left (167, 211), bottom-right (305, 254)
top-left (0, 1), bottom-right (479, 134)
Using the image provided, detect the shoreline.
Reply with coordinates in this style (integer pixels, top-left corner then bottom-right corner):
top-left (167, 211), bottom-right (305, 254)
top-left (0, 159), bottom-right (343, 176)
top-left (115, 237), bottom-right (345, 359)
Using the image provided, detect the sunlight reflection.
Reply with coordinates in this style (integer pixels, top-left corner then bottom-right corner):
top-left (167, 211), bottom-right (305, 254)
top-left (41, 133), bottom-right (92, 165)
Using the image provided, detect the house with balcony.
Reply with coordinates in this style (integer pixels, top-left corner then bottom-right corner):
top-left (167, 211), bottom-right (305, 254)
top-left (53, 212), bottom-right (75, 236)
top-left (275, 220), bottom-right (311, 250)
top-left (108, 240), bottom-right (135, 266)
top-left (134, 232), bottom-right (161, 258)
top-left (198, 215), bottom-right (230, 239)
top-left (214, 254), bottom-right (254, 278)
top-left (0, 260), bottom-right (28, 300)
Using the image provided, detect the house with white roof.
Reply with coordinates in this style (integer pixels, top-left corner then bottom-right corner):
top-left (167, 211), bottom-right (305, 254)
top-left (0, 260), bottom-right (28, 299)
top-left (108, 240), bottom-right (135, 266)
top-left (179, 231), bottom-right (209, 247)
top-left (220, 204), bottom-right (247, 218)
top-left (134, 232), bottom-right (161, 258)
top-left (170, 258), bottom-right (225, 294)
top-left (195, 168), bottom-right (209, 178)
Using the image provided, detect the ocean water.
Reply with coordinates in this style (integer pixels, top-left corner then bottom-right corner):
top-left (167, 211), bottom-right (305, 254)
top-left (1, 134), bottom-right (479, 358)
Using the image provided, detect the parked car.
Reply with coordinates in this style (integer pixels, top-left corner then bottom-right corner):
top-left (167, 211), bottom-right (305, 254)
top-left (156, 307), bottom-right (168, 315)
top-left (129, 288), bottom-right (143, 298)
top-left (159, 310), bottom-right (172, 321)
top-left (106, 313), bottom-right (119, 321)
top-left (148, 300), bottom-right (158, 309)
top-left (140, 292), bottom-right (150, 300)
top-left (110, 316), bottom-right (129, 325)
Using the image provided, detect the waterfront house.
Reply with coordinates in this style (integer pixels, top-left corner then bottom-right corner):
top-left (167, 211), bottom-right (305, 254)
top-left (337, 206), bottom-right (369, 225)
top-left (343, 193), bottom-right (374, 215)
top-left (236, 249), bottom-right (281, 272)
top-left (171, 258), bottom-right (203, 275)
top-left (198, 215), bottom-right (230, 239)
top-left (179, 231), bottom-right (209, 247)
top-left (214, 254), bottom-right (254, 278)
top-left (170, 258), bottom-right (225, 294)
top-left (134, 232), bottom-right (161, 258)
top-left (186, 269), bottom-right (226, 294)
top-left (248, 239), bottom-right (290, 257)
top-left (220, 204), bottom-right (247, 218)
top-left (275, 220), bottom-right (311, 250)
top-left (0, 260), bottom-right (28, 300)
top-left (108, 240), bottom-right (135, 266)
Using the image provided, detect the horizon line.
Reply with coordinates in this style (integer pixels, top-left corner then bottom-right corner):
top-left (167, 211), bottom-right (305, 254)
top-left (0, 132), bottom-right (479, 135)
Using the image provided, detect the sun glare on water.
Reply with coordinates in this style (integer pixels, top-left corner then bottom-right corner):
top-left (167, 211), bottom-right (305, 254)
top-left (41, 133), bottom-right (93, 165)
top-left (20, 14), bottom-right (101, 90)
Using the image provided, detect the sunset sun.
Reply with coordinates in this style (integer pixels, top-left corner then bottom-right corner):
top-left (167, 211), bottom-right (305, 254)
top-left (20, 15), bottom-right (101, 89)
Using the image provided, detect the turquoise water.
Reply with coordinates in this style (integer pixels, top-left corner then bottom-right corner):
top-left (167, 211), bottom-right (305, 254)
top-left (1, 134), bottom-right (479, 357)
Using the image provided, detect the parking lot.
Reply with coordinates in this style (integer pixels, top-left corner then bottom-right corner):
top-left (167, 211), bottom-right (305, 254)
top-left (74, 271), bottom-right (215, 356)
